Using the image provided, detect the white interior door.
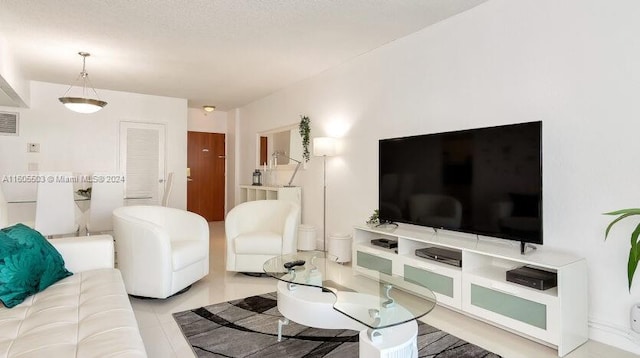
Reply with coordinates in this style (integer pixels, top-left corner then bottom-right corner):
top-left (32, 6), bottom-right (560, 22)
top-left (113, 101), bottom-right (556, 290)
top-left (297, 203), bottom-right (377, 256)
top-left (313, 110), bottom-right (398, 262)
top-left (119, 122), bottom-right (166, 205)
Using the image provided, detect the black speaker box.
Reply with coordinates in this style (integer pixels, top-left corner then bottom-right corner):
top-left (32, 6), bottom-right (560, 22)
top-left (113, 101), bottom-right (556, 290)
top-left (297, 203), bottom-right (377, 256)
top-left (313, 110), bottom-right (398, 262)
top-left (371, 238), bottom-right (398, 249)
top-left (506, 266), bottom-right (557, 290)
top-left (414, 247), bottom-right (462, 267)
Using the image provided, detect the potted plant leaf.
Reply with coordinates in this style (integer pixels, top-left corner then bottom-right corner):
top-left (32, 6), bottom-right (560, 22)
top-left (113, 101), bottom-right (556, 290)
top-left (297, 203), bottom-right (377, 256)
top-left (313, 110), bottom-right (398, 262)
top-left (604, 208), bottom-right (640, 290)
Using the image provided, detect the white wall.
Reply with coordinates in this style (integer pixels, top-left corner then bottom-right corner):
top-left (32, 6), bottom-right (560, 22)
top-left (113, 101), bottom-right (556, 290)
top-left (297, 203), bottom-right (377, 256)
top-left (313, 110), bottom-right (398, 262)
top-left (227, 109), bottom-right (239, 213)
top-left (187, 108), bottom-right (227, 133)
top-left (0, 81), bottom-right (188, 220)
top-left (236, 0), bottom-right (640, 353)
top-left (0, 37), bottom-right (29, 106)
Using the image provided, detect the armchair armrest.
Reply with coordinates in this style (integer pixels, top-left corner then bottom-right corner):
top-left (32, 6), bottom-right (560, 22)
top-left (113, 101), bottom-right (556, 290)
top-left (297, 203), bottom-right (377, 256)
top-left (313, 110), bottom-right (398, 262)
top-left (50, 235), bottom-right (114, 273)
top-left (281, 204), bottom-right (301, 254)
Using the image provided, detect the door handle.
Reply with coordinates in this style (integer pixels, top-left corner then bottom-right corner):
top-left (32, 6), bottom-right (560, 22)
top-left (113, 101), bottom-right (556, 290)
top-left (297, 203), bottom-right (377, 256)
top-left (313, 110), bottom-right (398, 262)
top-left (202, 149), bottom-right (209, 152)
top-left (218, 155), bottom-right (226, 159)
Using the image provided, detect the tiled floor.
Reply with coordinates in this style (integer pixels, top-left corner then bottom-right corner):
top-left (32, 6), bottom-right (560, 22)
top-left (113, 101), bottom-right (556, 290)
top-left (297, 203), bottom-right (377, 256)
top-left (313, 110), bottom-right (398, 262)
top-left (131, 222), bottom-right (637, 358)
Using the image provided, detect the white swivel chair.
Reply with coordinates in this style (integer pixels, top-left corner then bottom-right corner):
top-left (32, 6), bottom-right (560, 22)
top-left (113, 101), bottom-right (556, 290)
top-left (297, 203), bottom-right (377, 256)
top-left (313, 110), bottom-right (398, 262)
top-left (112, 205), bottom-right (209, 298)
top-left (225, 200), bottom-right (300, 273)
top-left (85, 173), bottom-right (125, 234)
top-left (35, 172), bottom-right (79, 237)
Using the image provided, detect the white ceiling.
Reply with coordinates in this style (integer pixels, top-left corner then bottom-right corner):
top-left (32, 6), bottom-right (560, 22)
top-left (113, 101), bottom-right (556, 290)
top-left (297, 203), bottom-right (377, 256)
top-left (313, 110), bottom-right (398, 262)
top-left (0, 0), bottom-right (487, 110)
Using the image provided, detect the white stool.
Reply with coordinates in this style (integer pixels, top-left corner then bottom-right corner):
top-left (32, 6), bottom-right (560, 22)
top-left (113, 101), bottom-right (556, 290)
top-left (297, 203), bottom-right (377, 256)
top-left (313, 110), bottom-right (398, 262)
top-left (298, 224), bottom-right (317, 251)
top-left (328, 233), bottom-right (352, 263)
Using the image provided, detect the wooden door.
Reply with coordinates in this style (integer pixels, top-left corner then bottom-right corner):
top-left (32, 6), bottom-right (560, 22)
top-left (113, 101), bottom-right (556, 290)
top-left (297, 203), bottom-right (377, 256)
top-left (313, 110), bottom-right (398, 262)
top-left (187, 132), bottom-right (225, 221)
top-left (260, 136), bottom-right (268, 166)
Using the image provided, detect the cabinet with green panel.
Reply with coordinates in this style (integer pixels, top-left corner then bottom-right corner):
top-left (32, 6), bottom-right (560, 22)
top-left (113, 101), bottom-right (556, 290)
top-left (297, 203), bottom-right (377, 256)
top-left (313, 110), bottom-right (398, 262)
top-left (352, 225), bottom-right (588, 357)
top-left (402, 261), bottom-right (462, 309)
top-left (470, 283), bottom-right (547, 329)
top-left (356, 251), bottom-right (392, 275)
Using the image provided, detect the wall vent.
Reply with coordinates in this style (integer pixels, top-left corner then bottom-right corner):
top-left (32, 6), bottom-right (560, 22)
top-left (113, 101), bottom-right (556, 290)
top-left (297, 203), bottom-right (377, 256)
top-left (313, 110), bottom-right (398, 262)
top-left (0, 111), bottom-right (18, 135)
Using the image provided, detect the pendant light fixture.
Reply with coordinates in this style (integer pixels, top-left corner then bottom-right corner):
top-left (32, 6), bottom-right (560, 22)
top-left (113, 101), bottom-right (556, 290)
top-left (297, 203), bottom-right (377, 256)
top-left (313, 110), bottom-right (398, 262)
top-left (58, 52), bottom-right (107, 114)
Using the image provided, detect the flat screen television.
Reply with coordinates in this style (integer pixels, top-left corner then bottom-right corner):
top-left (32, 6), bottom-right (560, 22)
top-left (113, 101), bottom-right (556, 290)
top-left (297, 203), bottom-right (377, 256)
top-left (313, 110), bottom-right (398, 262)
top-left (379, 121), bottom-right (542, 252)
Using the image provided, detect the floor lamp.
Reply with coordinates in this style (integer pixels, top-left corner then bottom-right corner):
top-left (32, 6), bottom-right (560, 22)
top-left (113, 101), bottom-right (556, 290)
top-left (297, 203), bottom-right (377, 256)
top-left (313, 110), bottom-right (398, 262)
top-left (313, 137), bottom-right (336, 252)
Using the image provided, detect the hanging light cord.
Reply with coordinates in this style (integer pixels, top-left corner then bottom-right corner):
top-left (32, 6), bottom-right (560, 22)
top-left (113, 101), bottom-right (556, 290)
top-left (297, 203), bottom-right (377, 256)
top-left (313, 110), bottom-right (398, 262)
top-left (60, 52), bottom-right (103, 101)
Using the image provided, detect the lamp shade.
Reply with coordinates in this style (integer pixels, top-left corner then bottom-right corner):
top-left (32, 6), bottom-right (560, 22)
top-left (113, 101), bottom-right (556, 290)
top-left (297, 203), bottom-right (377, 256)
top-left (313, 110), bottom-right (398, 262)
top-left (59, 97), bottom-right (107, 114)
top-left (313, 137), bottom-right (336, 157)
top-left (59, 52), bottom-right (107, 114)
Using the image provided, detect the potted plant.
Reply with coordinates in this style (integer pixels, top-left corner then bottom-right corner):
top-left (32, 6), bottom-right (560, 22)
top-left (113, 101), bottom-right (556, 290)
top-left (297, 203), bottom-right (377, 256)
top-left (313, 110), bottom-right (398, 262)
top-left (299, 115), bottom-right (311, 162)
top-left (604, 208), bottom-right (640, 290)
top-left (366, 209), bottom-right (380, 227)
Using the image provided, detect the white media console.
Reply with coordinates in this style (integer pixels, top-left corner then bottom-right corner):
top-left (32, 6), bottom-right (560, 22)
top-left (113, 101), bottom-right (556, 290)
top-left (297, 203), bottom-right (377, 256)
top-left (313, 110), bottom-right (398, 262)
top-left (352, 225), bottom-right (588, 357)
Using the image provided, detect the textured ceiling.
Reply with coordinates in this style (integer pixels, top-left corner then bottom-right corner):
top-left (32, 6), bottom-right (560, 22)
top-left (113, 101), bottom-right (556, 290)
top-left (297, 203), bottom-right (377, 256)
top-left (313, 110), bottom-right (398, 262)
top-left (0, 0), bottom-right (487, 110)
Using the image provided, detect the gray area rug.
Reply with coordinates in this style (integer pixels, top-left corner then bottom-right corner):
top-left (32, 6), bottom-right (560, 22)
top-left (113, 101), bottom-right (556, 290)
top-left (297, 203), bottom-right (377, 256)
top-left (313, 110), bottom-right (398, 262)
top-left (173, 292), bottom-right (501, 357)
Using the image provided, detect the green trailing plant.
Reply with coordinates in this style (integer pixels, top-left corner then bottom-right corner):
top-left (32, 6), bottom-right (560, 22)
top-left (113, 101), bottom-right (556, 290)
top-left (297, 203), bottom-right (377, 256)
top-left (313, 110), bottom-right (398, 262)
top-left (299, 115), bottom-right (311, 162)
top-left (604, 208), bottom-right (640, 290)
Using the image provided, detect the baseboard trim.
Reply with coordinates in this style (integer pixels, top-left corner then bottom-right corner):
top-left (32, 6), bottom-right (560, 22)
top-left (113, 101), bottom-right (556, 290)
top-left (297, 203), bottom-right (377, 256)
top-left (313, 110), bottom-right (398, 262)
top-left (589, 318), bottom-right (640, 355)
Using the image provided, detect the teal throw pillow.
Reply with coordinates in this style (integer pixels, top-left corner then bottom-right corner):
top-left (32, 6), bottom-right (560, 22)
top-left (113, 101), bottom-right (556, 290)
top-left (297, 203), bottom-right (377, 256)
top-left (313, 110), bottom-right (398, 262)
top-left (0, 224), bottom-right (73, 308)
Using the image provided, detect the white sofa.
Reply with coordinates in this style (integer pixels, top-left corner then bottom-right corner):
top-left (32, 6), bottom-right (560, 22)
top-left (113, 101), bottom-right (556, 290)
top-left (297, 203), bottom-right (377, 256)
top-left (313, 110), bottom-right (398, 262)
top-left (0, 235), bottom-right (147, 357)
top-left (225, 200), bottom-right (300, 273)
top-left (112, 205), bottom-right (209, 299)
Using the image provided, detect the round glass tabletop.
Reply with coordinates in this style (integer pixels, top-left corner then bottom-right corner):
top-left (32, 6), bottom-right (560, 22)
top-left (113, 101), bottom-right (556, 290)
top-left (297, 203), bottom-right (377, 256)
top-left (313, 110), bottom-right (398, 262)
top-left (263, 251), bottom-right (437, 330)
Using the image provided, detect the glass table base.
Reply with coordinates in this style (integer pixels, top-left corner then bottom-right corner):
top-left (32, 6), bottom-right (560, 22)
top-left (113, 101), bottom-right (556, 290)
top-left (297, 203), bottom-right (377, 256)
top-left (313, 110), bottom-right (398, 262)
top-left (275, 281), bottom-right (418, 357)
top-left (264, 251), bottom-right (436, 357)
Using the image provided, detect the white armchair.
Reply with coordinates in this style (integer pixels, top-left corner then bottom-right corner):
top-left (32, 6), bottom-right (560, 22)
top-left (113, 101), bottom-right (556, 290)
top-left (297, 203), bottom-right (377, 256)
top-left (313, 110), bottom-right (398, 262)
top-left (112, 205), bottom-right (209, 298)
top-left (225, 200), bottom-right (300, 273)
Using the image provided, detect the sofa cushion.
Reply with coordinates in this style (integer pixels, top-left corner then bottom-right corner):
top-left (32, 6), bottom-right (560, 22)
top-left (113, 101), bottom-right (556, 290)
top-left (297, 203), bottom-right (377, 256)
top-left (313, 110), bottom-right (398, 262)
top-left (0, 224), bottom-right (72, 308)
top-left (234, 232), bottom-right (282, 255)
top-left (0, 268), bottom-right (146, 357)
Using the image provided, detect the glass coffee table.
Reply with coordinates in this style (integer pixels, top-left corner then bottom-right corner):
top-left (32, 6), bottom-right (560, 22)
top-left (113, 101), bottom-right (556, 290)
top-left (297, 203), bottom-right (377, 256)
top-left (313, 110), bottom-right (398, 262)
top-left (264, 251), bottom-right (437, 357)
